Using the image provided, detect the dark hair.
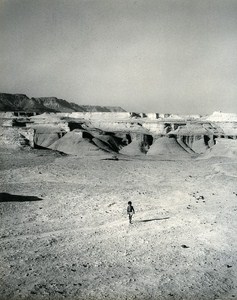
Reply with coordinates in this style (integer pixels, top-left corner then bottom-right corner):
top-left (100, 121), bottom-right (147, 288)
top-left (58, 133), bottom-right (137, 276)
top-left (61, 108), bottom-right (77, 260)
top-left (128, 201), bottom-right (132, 205)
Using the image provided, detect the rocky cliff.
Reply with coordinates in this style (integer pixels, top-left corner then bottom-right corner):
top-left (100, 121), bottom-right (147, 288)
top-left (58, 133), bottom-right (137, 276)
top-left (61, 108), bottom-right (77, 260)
top-left (0, 93), bottom-right (126, 113)
top-left (0, 94), bottom-right (51, 112)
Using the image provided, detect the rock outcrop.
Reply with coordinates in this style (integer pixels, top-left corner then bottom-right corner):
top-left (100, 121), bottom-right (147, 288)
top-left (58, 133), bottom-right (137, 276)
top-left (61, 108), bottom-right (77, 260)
top-left (1, 108), bottom-right (237, 157)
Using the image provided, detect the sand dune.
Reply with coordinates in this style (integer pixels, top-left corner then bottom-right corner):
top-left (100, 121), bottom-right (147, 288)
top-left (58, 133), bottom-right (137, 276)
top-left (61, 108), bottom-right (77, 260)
top-left (119, 140), bottom-right (145, 156)
top-left (147, 137), bottom-right (191, 158)
top-left (200, 139), bottom-right (237, 159)
top-left (49, 131), bottom-right (107, 156)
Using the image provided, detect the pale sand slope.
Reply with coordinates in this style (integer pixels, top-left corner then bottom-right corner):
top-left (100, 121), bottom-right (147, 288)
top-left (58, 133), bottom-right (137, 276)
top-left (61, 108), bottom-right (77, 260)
top-left (119, 140), bottom-right (145, 156)
top-left (147, 137), bottom-right (191, 158)
top-left (200, 139), bottom-right (237, 160)
top-left (49, 131), bottom-right (108, 156)
top-left (0, 147), bottom-right (237, 300)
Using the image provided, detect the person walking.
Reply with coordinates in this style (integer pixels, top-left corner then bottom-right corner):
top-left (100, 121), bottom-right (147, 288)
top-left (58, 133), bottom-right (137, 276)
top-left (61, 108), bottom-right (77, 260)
top-left (127, 201), bottom-right (135, 224)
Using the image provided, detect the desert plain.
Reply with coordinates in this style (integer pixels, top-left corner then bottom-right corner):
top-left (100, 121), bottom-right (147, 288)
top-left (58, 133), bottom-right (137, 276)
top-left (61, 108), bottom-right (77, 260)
top-left (0, 139), bottom-right (237, 300)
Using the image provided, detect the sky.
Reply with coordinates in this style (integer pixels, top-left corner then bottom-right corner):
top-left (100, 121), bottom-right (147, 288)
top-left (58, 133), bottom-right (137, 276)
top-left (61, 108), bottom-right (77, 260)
top-left (0, 0), bottom-right (237, 114)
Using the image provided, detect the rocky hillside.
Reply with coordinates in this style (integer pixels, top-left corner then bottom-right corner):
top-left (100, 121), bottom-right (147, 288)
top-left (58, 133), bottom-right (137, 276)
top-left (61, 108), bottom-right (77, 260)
top-left (0, 93), bottom-right (126, 113)
top-left (0, 94), bottom-right (47, 112)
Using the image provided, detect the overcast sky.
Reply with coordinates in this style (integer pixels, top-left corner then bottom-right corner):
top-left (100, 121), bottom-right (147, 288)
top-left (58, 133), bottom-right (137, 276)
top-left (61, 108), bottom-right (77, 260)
top-left (0, 0), bottom-right (237, 113)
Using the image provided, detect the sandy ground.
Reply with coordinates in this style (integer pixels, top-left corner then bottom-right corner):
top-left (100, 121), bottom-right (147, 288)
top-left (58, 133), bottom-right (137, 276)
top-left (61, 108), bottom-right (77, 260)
top-left (0, 147), bottom-right (237, 300)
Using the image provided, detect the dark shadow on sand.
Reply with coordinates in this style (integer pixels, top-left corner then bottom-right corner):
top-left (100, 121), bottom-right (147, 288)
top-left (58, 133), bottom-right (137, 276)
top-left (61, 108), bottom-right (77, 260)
top-left (101, 158), bottom-right (131, 161)
top-left (0, 193), bottom-right (43, 202)
top-left (138, 217), bottom-right (170, 223)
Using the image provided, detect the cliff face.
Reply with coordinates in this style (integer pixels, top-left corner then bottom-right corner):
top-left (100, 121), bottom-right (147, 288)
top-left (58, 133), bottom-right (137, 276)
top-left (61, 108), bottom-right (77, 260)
top-left (0, 94), bottom-right (31, 111)
top-left (70, 103), bottom-right (126, 112)
top-left (0, 94), bottom-right (58, 113)
top-left (32, 97), bottom-right (75, 113)
top-left (0, 93), bottom-right (126, 113)
top-left (77, 105), bottom-right (126, 112)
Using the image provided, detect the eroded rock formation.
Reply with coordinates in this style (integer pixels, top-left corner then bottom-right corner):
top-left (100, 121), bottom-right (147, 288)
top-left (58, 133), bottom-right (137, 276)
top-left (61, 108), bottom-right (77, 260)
top-left (0, 111), bottom-right (237, 157)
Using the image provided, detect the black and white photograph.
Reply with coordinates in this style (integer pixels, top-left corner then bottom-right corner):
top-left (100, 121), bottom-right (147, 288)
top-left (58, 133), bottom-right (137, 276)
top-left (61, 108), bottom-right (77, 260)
top-left (0, 0), bottom-right (237, 299)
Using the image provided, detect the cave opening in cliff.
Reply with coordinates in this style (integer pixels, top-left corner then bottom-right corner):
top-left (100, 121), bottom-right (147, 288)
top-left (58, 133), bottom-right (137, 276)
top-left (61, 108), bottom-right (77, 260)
top-left (82, 131), bottom-right (93, 140)
top-left (146, 134), bottom-right (153, 146)
top-left (126, 134), bottom-right (132, 144)
top-left (12, 119), bottom-right (28, 127)
top-left (68, 122), bottom-right (84, 131)
top-left (164, 123), bottom-right (172, 133)
top-left (204, 135), bottom-right (210, 146)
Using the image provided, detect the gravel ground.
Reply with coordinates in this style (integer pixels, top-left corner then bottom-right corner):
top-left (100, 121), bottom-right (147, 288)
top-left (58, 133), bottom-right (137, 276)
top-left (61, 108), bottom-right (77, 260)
top-left (0, 147), bottom-right (237, 300)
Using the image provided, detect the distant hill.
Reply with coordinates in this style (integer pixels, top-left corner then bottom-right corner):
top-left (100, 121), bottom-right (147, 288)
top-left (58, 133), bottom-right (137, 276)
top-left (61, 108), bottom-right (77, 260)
top-left (0, 93), bottom-right (126, 113)
top-left (72, 104), bottom-right (127, 112)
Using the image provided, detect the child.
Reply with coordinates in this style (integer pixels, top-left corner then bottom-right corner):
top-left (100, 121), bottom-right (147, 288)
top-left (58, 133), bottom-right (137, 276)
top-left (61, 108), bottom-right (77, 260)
top-left (127, 201), bottom-right (135, 224)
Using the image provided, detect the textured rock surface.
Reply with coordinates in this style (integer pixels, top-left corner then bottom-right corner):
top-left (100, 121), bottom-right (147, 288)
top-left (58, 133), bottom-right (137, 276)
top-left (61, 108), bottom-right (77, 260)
top-left (1, 110), bottom-right (237, 157)
top-left (0, 93), bottom-right (126, 113)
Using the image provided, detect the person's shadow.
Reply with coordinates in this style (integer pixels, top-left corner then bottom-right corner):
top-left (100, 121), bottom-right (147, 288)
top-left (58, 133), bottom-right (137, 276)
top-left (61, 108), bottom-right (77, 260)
top-left (138, 217), bottom-right (170, 223)
top-left (0, 193), bottom-right (43, 202)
